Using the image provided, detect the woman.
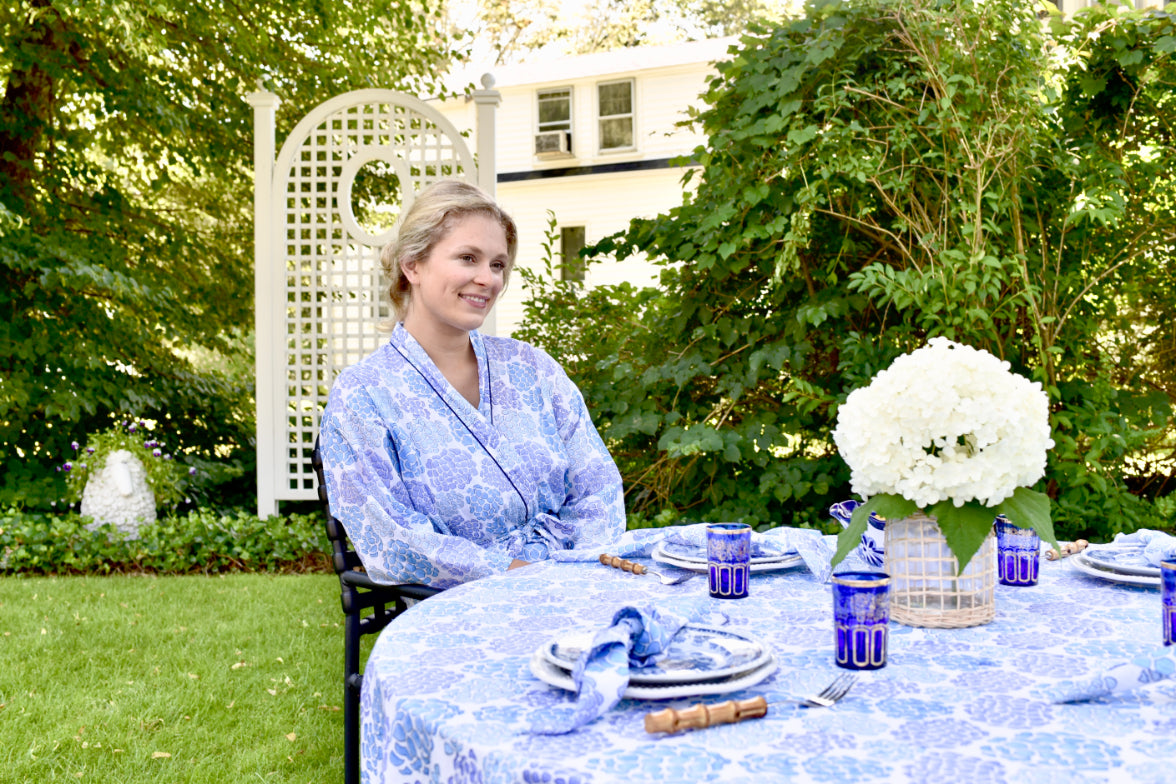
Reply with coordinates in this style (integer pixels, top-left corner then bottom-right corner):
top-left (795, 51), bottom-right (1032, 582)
top-left (319, 180), bottom-right (625, 588)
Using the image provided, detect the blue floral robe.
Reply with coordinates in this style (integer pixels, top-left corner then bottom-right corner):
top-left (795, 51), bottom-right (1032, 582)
top-left (319, 324), bottom-right (625, 588)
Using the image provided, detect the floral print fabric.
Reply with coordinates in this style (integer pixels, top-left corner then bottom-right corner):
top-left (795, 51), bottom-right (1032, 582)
top-left (319, 324), bottom-right (625, 588)
top-left (361, 550), bottom-right (1176, 784)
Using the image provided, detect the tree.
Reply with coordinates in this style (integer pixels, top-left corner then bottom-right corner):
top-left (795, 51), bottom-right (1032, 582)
top-left (0, 0), bottom-right (459, 507)
top-left (517, 0), bottom-right (1175, 539)
top-left (449, 0), bottom-right (796, 65)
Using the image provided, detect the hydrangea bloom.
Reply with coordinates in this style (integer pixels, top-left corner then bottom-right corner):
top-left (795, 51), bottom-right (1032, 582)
top-left (832, 338), bottom-right (1054, 509)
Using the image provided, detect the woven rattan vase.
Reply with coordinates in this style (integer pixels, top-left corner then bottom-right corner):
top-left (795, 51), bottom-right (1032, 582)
top-left (883, 510), bottom-right (995, 628)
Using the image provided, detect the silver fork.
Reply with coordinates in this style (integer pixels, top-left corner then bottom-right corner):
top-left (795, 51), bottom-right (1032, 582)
top-left (799, 672), bottom-right (858, 707)
top-left (644, 672), bottom-right (859, 733)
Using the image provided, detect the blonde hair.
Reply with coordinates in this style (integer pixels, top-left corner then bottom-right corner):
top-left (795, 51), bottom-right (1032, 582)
top-left (380, 180), bottom-right (518, 322)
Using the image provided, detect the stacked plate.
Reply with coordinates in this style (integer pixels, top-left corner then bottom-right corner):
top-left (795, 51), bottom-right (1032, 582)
top-left (1070, 545), bottom-right (1162, 587)
top-left (529, 624), bottom-right (778, 700)
top-left (651, 541), bottom-right (805, 574)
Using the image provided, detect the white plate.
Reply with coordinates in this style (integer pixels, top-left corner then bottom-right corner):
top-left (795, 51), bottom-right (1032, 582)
top-left (1080, 546), bottom-right (1163, 578)
top-left (544, 624), bottom-right (770, 685)
top-left (652, 545), bottom-right (804, 574)
top-left (1070, 552), bottom-right (1161, 587)
top-left (529, 649), bottom-right (778, 701)
top-left (658, 540), bottom-right (799, 565)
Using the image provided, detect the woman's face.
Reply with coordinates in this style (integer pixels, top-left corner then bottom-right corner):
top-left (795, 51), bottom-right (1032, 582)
top-left (401, 212), bottom-right (509, 340)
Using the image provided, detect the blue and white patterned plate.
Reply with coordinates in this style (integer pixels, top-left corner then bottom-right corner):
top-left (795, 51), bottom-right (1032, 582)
top-left (544, 624), bottom-right (771, 684)
top-left (1070, 552), bottom-right (1161, 587)
top-left (1081, 546), bottom-right (1163, 578)
top-left (657, 540), bottom-right (798, 565)
top-left (652, 544), bottom-right (805, 574)
top-left (530, 649), bottom-right (779, 699)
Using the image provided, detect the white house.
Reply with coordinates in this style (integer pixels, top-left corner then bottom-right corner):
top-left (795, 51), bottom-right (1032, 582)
top-left (433, 36), bottom-right (738, 337)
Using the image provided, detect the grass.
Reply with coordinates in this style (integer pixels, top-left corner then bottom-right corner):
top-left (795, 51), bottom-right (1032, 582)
top-left (0, 573), bottom-right (349, 783)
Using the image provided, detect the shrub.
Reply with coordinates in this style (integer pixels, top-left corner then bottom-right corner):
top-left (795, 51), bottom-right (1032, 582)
top-left (0, 508), bottom-right (330, 575)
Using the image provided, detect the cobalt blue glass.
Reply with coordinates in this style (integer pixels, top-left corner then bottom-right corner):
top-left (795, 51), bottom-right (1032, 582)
top-left (1163, 559), bottom-right (1176, 646)
top-left (831, 571), bottom-right (890, 670)
top-left (995, 516), bottom-right (1040, 587)
top-left (706, 523), bottom-right (751, 599)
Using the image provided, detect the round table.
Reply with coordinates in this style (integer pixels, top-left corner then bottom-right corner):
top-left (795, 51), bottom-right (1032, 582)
top-left (361, 549), bottom-right (1175, 783)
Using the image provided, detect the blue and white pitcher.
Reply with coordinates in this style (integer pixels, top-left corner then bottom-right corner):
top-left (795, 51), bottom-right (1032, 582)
top-left (829, 500), bottom-right (887, 569)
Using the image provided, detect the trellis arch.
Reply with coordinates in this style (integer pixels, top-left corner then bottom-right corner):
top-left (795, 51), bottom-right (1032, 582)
top-left (247, 83), bottom-right (500, 516)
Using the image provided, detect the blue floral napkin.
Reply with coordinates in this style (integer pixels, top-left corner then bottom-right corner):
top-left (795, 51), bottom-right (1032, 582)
top-left (1048, 644), bottom-right (1176, 703)
top-left (549, 523), bottom-right (833, 581)
top-left (1086, 529), bottom-right (1176, 569)
top-left (528, 597), bottom-right (719, 734)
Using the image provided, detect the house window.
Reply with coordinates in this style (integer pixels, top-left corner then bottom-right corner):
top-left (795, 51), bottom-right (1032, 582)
top-left (598, 80), bottom-right (634, 151)
top-left (560, 226), bottom-right (586, 283)
top-left (536, 88), bottom-right (572, 156)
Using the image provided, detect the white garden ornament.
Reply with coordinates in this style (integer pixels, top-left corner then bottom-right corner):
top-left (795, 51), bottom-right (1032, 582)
top-left (80, 449), bottom-right (157, 538)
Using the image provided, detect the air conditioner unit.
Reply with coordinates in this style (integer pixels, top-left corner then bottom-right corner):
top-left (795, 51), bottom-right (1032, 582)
top-left (534, 130), bottom-right (571, 157)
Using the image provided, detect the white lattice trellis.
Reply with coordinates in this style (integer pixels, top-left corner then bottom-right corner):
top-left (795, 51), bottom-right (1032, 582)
top-left (248, 84), bottom-right (500, 516)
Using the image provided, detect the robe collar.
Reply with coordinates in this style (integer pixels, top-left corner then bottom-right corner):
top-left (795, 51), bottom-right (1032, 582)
top-left (388, 323), bottom-right (537, 520)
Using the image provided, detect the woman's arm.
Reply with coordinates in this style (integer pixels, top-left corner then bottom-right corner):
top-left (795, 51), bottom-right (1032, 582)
top-left (541, 352), bottom-right (627, 550)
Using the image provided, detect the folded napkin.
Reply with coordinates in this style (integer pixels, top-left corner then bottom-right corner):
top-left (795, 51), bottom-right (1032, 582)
top-left (527, 597), bottom-right (718, 734)
top-left (1048, 644), bottom-right (1176, 703)
top-left (1088, 529), bottom-right (1176, 569)
top-left (549, 523), bottom-right (834, 581)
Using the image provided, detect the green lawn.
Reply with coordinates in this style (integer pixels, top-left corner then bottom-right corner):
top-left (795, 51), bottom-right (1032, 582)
top-left (0, 573), bottom-right (349, 783)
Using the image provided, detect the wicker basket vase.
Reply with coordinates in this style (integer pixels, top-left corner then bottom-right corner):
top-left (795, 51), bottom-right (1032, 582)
top-left (883, 510), bottom-right (996, 628)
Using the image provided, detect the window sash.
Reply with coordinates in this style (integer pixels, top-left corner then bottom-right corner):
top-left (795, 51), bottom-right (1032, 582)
top-left (598, 80), bottom-right (633, 150)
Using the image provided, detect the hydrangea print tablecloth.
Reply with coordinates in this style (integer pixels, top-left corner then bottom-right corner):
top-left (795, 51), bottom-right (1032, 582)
top-left (361, 548), bottom-right (1175, 784)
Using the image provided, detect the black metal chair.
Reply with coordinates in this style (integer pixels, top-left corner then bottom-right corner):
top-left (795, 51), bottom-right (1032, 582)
top-left (311, 440), bottom-right (440, 784)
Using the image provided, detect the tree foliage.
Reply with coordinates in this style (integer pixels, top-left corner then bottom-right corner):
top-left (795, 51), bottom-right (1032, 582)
top-left (451, 0), bottom-right (794, 65)
top-left (0, 0), bottom-right (458, 507)
top-left (517, 0), bottom-right (1176, 539)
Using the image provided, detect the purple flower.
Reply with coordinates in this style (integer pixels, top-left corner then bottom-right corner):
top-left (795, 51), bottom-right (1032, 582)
top-left (62, 462), bottom-right (72, 472)
top-left (152, 448), bottom-right (162, 457)
top-left (128, 423), bottom-right (137, 433)
top-left (71, 441), bottom-right (79, 450)
top-left (87, 447), bottom-right (95, 454)
top-left (188, 467), bottom-right (197, 476)
top-left (164, 454), bottom-right (172, 460)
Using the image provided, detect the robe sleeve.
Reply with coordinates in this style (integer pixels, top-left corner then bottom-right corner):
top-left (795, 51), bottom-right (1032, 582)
top-left (531, 350), bottom-right (626, 553)
top-left (319, 379), bottom-right (514, 589)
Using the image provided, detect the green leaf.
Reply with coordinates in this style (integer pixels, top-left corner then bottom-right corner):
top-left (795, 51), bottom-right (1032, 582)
top-left (927, 501), bottom-right (999, 574)
top-left (830, 494), bottom-right (916, 567)
top-left (995, 488), bottom-right (1058, 555)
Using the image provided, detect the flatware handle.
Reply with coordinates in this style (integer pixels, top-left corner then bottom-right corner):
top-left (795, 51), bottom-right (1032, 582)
top-left (645, 696), bottom-right (768, 733)
top-left (599, 553), bottom-right (647, 575)
top-left (1046, 539), bottom-right (1088, 560)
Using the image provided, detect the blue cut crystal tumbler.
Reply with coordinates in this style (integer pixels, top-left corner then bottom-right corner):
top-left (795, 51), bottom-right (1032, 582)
top-left (995, 516), bottom-right (1040, 587)
top-left (1163, 559), bottom-right (1176, 647)
top-left (706, 523), bottom-right (751, 599)
top-left (832, 572), bottom-right (891, 670)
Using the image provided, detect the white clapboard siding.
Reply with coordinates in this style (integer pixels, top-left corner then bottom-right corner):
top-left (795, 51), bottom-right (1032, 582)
top-left (433, 37), bottom-right (736, 337)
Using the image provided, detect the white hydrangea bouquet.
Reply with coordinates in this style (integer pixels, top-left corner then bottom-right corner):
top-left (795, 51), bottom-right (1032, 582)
top-left (830, 337), bottom-right (1060, 571)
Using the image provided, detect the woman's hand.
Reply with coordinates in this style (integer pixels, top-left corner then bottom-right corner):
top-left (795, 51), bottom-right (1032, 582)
top-left (508, 559), bottom-right (531, 570)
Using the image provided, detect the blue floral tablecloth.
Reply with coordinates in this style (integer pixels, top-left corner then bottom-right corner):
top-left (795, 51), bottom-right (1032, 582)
top-left (361, 543), bottom-right (1175, 784)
